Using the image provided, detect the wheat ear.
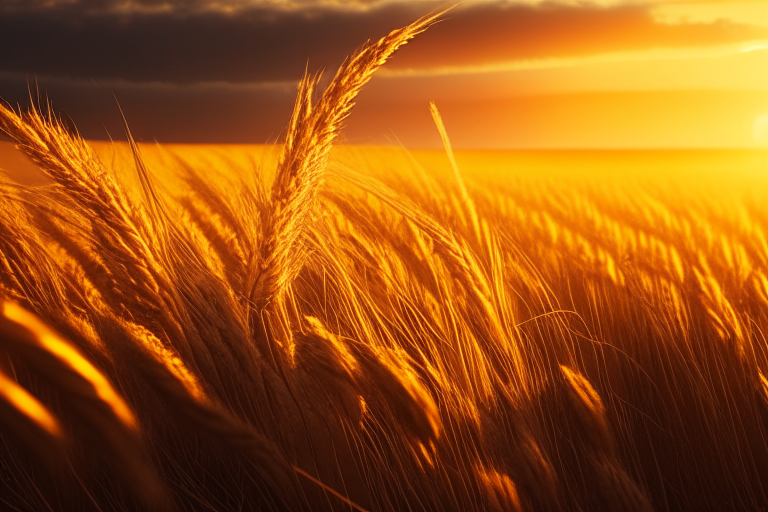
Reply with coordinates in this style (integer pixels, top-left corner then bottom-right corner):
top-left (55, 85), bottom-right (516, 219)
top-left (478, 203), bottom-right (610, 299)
top-left (249, 12), bottom-right (444, 311)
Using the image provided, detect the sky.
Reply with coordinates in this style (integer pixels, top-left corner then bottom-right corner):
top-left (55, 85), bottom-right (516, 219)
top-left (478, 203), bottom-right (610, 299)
top-left (0, 0), bottom-right (766, 148)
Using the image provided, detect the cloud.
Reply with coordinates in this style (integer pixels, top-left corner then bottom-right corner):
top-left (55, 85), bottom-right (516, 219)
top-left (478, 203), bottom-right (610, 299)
top-left (0, 0), bottom-right (405, 15)
top-left (387, 2), bottom-right (768, 72)
top-left (0, 72), bottom-right (299, 143)
top-left (0, 0), bottom-right (764, 84)
top-left (0, 0), bottom-right (432, 84)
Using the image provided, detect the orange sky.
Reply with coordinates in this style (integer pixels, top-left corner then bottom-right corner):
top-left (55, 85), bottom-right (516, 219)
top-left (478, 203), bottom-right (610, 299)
top-left (0, 0), bottom-right (765, 148)
top-left (357, 0), bottom-right (768, 148)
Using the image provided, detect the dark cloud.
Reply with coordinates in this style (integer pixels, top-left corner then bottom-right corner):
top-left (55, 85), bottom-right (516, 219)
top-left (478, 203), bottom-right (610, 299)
top-left (0, 73), bottom-right (297, 143)
top-left (0, 0), bottom-right (432, 84)
top-left (0, 1), bottom-right (764, 84)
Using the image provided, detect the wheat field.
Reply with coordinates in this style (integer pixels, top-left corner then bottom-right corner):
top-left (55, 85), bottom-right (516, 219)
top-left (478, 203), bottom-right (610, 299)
top-left (1, 14), bottom-right (768, 512)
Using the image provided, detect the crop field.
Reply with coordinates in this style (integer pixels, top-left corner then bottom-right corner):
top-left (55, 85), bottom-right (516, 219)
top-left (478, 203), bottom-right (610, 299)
top-left (1, 14), bottom-right (768, 512)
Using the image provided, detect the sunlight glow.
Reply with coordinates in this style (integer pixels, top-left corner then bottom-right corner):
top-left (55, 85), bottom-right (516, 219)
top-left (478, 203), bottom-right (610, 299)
top-left (755, 113), bottom-right (768, 142)
top-left (0, 369), bottom-right (62, 437)
top-left (741, 41), bottom-right (768, 52)
top-left (2, 302), bottom-right (138, 430)
top-left (379, 42), bottom-right (768, 77)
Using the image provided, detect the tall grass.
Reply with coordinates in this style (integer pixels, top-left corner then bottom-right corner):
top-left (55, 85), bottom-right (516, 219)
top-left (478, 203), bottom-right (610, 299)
top-left (2, 11), bottom-right (768, 512)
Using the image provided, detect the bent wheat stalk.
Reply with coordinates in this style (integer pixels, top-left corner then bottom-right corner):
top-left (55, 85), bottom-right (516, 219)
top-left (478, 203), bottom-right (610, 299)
top-left (249, 11), bottom-right (444, 313)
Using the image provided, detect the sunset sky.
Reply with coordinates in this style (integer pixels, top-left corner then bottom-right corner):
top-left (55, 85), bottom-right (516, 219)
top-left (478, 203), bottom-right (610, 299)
top-left (0, 0), bottom-right (766, 148)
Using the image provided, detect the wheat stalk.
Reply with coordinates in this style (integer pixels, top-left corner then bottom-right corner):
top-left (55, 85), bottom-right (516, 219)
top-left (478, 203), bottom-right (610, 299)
top-left (249, 12), bottom-right (444, 312)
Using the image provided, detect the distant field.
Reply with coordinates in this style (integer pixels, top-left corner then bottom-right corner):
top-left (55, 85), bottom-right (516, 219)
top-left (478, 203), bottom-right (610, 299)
top-left (4, 140), bottom-right (766, 186)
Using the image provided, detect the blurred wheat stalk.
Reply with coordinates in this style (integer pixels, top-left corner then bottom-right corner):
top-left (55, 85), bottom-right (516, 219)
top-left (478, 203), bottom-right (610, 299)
top-left (1, 10), bottom-right (768, 512)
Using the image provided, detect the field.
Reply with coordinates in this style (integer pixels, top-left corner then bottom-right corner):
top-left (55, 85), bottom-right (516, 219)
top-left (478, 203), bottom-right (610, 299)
top-left (2, 14), bottom-right (768, 512)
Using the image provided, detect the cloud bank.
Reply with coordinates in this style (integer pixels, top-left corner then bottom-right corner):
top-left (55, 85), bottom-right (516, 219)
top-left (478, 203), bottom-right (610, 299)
top-left (0, 0), bottom-right (763, 84)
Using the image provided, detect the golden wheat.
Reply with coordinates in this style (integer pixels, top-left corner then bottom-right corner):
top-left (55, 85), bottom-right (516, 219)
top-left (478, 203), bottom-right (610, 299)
top-left (1, 11), bottom-right (767, 512)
